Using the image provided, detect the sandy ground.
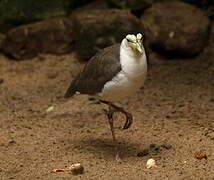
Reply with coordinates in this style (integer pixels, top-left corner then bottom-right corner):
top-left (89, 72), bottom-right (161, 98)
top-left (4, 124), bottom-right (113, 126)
top-left (0, 40), bottom-right (213, 179)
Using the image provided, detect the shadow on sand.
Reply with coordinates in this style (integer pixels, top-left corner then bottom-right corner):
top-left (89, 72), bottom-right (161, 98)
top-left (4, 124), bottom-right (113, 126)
top-left (71, 137), bottom-right (141, 160)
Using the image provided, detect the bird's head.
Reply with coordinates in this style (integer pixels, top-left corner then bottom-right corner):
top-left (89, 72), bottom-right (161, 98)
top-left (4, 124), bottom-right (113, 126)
top-left (123, 33), bottom-right (144, 55)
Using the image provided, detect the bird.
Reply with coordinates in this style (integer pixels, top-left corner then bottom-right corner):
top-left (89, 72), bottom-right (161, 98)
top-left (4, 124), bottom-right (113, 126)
top-left (64, 33), bottom-right (148, 160)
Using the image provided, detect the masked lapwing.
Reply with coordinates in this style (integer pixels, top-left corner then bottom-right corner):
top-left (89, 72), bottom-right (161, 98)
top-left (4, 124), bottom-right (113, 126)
top-left (64, 33), bottom-right (148, 161)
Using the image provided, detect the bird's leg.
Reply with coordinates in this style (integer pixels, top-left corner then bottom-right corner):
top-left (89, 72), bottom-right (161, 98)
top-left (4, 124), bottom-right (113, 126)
top-left (100, 100), bottom-right (133, 130)
top-left (106, 105), bottom-right (121, 162)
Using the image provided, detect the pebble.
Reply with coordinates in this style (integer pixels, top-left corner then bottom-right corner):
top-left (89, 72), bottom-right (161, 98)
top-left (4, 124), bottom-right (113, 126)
top-left (146, 158), bottom-right (157, 169)
top-left (137, 149), bottom-right (149, 157)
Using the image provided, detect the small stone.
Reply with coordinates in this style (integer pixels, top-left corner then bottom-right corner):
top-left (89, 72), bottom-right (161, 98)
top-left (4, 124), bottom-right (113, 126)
top-left (146, 158), bottom-right (157, 169)
top-left (149, 144), bottom-right (159, 151)
top-left (194, 151), bottom-right (207, 160)
top-left (69, 163), bottom-right (84, 175)
top-left (137, 149), bottom-right (149, 157)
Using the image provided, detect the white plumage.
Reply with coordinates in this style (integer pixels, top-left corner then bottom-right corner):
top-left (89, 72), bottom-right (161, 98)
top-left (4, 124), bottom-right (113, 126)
top-left (97, 38), bottom-right (147, 102)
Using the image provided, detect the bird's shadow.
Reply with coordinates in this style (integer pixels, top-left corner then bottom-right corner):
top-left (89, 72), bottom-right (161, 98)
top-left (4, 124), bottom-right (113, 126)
top-left (71, 137), bottom-right (140, 160)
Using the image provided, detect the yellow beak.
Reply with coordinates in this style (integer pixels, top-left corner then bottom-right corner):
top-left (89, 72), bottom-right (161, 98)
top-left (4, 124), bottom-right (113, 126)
top-left (136, 43), bottom-right (143, 54)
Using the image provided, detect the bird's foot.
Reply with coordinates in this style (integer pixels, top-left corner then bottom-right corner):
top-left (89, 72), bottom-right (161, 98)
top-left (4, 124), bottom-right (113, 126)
top-left (101, 101), bottom-right (133, 130)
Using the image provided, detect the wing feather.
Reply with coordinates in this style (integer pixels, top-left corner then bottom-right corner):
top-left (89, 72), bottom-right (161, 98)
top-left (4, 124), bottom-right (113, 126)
top-left (64, 44), bottom-right (121, 98)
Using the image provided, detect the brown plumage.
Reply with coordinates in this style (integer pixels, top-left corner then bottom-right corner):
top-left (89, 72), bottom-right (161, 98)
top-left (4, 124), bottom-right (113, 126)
top-left (64, 44), bottom-right (121, 98)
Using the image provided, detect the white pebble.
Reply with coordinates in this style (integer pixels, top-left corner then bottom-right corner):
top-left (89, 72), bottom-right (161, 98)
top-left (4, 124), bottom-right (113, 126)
top-left (146, 158), bottom-right (157, 169)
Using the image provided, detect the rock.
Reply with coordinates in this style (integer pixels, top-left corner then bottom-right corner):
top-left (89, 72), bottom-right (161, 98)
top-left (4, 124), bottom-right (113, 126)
top-left (184, 0), bottom-right (214, 18)
top-left (0, 0), bottom-right (92, 33)
top-left (107, 0), bottom-right (154, 11)
top-left (71, 9), bottom-right (145, 60)
top-left (72, 0), bottom-right (110, 14)
top-left (0, 33), bottom-right (6, 50)
top-left (2, 18), bottom-right (74, 60)
top-left (141, 2), bottom-right (210, 57)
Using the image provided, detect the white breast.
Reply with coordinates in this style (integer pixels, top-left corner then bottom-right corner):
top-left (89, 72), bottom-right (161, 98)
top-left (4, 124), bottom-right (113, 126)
top-left (97, 44), bottom-right (147, 102)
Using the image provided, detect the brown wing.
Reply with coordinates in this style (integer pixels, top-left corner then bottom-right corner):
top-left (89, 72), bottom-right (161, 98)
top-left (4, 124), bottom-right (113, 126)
top-left (64, 44), bottom-right (121, 98)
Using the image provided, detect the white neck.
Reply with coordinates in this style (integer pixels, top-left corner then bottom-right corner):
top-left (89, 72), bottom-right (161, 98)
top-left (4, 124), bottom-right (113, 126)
top-left (120, 39), bottom-right (147, 79)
